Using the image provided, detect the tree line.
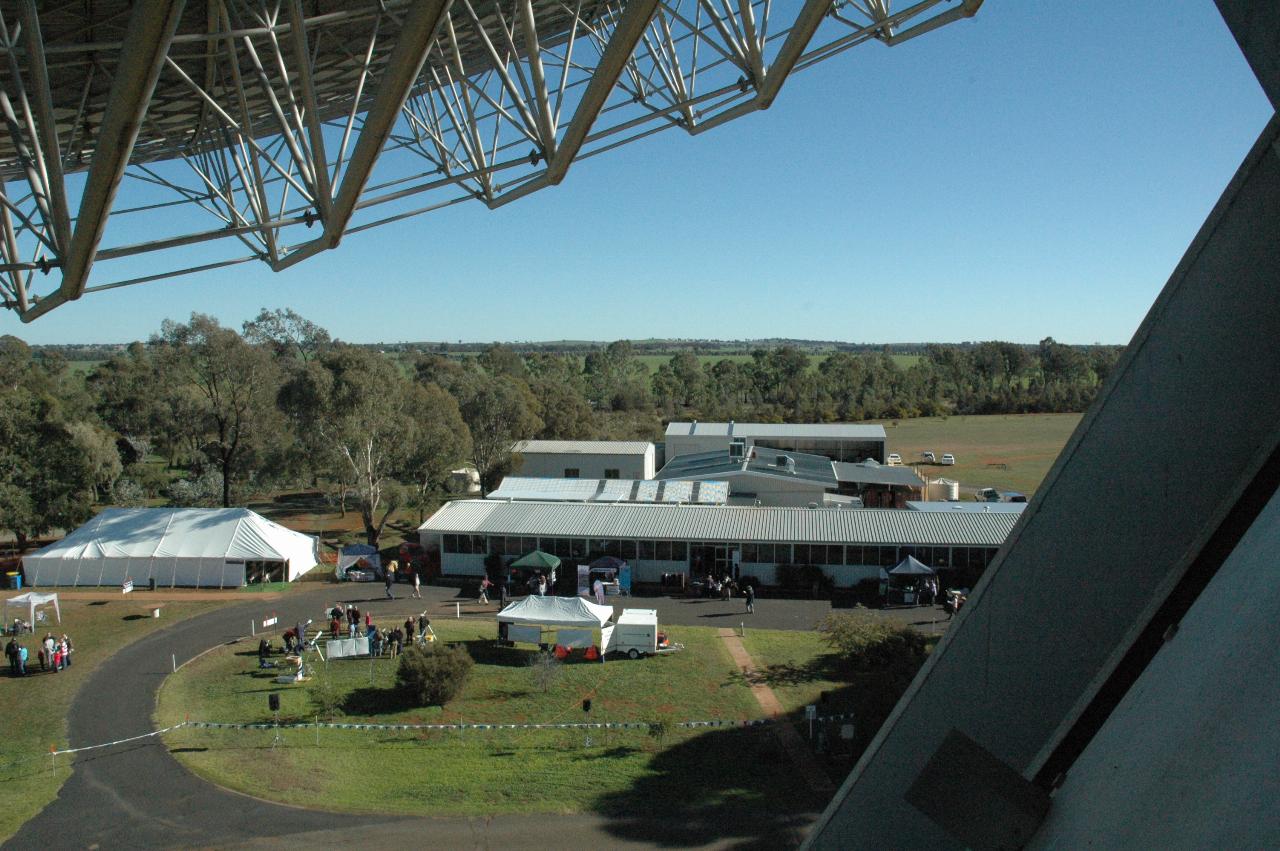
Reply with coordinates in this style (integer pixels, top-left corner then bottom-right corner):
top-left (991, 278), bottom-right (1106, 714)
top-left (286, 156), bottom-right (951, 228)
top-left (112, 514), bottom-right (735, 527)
top-left (0, 310), bottom-right (1119, 550)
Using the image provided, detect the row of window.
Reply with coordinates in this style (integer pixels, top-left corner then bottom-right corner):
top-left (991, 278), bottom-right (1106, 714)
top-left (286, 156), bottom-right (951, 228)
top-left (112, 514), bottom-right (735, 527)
top-left (441, 533), bottom-right (995, 569)
top-left (563, 469), bottom-right (622, 479)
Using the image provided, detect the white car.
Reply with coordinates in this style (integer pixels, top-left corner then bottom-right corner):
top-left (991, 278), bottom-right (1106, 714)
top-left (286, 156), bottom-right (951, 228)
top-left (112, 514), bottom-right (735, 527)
top-left (921, 451), bottom-right (936, 462)
top-left (886, 453), bottom-right (902, 465)
top-left (941, 453), bottom-right (956, 465)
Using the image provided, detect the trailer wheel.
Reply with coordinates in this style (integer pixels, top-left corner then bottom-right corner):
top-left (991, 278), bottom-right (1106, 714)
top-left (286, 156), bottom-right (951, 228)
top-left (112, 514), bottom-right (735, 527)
top-left (627, 649), bottom-right (640, 660)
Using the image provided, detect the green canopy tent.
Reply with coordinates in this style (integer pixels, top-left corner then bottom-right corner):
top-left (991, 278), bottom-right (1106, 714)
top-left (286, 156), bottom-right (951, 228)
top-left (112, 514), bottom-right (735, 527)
top-left (510, 550), bottom-right (561, 571)
top-left (508, 550), bottom-right (562, 595)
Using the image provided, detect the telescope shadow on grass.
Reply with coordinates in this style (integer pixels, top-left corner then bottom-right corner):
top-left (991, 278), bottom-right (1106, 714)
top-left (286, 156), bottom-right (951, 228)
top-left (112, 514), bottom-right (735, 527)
top-left (722, 654), bottom-right (843, 690)
top-left (591, 721), bottom-right (821, 850)
top-left (340, 685), bottom-right (415, 716)
top-left (595, 657), bottom-right (927, 849)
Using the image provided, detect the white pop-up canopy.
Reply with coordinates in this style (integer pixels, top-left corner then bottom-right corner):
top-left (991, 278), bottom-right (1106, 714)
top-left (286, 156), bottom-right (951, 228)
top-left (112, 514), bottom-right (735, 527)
top-left (4, 592), bottom-right (60, 627)
top-left (21, 508), bottom-right (319, 588)
top-left (497, 596), bottom-right (614, 628)
top-left (335, 544), bottom-right (381, 580)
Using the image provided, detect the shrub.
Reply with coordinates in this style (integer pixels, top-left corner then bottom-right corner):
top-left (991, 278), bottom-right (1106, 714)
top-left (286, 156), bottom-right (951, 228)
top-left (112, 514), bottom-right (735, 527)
top-left (817, 613), bottom-right (930, 674)
top-left (308, 662), bottom-right (344, 720)
top-left (528, 650), bottom-right (561, 693)
top-left (396, 643), bottom-right (473, 707)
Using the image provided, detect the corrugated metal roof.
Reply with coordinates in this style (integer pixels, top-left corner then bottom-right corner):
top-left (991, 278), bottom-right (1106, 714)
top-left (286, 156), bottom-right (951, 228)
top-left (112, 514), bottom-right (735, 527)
top-left (906, 501), bottom-right (1028, 514)
top-left (512, 440), bottom-right (653, 455)
top-left (420, 500), bottom-right (1017, 546)
top-left (665, 421), bottom-right (887, 439)
top-left (834, 461), bottom-right (925, 487)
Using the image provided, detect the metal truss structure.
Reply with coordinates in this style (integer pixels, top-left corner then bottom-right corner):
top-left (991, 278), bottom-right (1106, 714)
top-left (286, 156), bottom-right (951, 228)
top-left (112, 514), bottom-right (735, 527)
top-left (0, 0), bottom-right (980, 321)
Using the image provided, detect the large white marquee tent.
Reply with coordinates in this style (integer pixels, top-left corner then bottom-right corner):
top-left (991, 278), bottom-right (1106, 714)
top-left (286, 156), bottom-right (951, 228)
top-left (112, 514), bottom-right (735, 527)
top-left (21, 508), bottom-right (320, 589)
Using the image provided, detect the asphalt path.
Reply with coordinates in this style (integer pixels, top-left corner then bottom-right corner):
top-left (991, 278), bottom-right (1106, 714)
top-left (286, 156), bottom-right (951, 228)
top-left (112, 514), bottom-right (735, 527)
top-left (6, 584), bottom-right (940, 849)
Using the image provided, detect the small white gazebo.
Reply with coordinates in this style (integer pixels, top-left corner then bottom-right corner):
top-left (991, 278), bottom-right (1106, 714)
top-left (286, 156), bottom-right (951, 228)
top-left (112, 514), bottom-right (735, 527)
top-left (4, 592), bottom-right (61, 628)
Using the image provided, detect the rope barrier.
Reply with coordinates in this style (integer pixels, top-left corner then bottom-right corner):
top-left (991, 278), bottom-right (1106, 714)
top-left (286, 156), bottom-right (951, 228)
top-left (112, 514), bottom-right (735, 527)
top-left (43, 712), bottom-right (855, 757)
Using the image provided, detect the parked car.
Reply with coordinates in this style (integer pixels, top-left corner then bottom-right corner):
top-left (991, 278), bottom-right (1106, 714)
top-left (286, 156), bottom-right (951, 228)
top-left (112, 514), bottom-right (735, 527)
top-left (975, 487), bottom-right (1000, 502)
top-left (941, 453), bottom-right (956, 465)
top-left (887, 453), bottom-right (903, 465)
top-left (921, 451), bottom-right (936, 462)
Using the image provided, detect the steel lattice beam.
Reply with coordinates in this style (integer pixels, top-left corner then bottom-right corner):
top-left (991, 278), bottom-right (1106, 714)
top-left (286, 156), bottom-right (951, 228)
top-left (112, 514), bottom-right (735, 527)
top-left (0, 0), bottom-right (982, 320)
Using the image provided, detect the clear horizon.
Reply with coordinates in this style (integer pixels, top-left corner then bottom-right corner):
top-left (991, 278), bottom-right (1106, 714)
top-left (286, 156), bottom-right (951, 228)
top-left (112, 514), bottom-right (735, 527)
top-left (0, 1), bottom-right (1270, 347)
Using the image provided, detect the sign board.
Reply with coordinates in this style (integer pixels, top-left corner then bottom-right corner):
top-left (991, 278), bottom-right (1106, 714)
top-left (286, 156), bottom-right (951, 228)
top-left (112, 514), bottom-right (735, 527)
top-left (121, 579), bottom-right (133, 595)
top-left (805, 704), bottom-right (817, 720)
top-left (262, 616), bottom-right (278, 629)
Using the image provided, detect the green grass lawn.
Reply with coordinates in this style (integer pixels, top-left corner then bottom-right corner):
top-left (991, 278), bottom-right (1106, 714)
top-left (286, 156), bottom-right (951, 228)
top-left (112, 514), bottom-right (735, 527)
top-left (0, 598), bottom-right (218, 842)
top-left (877, 412), bottom-right (1082, 495)
top-left (739, 629), bottom-right (848, 715)
top-left (157, 620), bottom-right (826, 819)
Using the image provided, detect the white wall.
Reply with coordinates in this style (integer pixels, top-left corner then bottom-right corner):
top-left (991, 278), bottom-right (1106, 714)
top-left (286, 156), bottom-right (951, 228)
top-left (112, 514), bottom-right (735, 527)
top-left (516, 451), bottom-right (651, 480)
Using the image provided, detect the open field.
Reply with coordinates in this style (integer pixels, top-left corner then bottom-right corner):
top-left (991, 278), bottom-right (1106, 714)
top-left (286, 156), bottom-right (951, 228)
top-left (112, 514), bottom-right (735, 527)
top-left (877, 413), bottom-right (1082, 496)
top-left (157, 620), bottom-right (829, 821)
top-left (0, 598), bottom-right (218, 842)
top-left (634, 353), bottom-right (922, 373)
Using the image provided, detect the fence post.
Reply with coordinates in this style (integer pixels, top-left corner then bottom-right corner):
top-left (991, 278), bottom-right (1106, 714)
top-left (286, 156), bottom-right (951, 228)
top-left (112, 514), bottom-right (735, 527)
top-left (172, 653), bottom-right (176, 672)
top-left (455, 602), bottom-right (460, 619)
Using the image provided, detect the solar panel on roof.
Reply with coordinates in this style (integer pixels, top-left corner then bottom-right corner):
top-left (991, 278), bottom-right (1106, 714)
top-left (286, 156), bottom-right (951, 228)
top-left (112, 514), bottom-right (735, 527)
top-left (661, 481), bottom-right (694, 502)
top-left (599, 480), bottom-right (632, 501)
top-left (634, 481), bottom-right (660, 502)
top-left (696, 481), bottom-right (730, 504)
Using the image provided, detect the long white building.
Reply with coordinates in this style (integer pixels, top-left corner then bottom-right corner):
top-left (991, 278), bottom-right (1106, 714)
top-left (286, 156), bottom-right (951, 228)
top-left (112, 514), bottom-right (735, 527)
top-left (419, 499), bottom-right (1015, 588)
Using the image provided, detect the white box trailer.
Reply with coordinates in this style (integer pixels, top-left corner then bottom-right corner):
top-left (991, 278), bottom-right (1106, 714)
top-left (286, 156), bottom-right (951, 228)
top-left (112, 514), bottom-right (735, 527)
top-left (604, 608), bottom-right (658, 659)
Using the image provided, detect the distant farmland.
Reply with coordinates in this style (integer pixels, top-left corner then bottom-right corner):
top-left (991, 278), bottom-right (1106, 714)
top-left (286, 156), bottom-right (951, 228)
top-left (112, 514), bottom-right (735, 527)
top-left (877, 413), bottom-right (1082, 497)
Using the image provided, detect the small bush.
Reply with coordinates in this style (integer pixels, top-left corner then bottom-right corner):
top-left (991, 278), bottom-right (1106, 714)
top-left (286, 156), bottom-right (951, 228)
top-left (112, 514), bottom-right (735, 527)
top-left (528, 650), bottom-right (561, 693)
top-left (396, 644), bottom-right (474, 707)
top-left (817, 613), bottom-right (930, 674)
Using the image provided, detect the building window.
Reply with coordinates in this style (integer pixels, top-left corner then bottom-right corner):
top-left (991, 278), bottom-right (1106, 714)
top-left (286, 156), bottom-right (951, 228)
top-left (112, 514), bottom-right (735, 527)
top-left (639, 541), bottom-right (655, 560)
top-left (564, 468), bottom-right (580, 478)
top-left (622, 541), bottom-right (637, 560)
top-left (604, 468), bottom-right (620, 479)
top-left (443, 534), bottom-right (458, 553)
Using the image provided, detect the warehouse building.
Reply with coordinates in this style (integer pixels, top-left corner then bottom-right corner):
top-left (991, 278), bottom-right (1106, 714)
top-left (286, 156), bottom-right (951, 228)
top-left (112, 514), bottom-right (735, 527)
top-left (419, 499), bottom-right (1016, 589)
top-left (664, 420), bottom-right (886, 464)
top-left (511, 440), bottom-right (656, 480)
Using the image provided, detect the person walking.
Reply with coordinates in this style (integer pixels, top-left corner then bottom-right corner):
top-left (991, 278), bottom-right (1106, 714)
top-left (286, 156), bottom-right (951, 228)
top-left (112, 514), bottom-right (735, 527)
top-left (745, 583), bottom-right (755, 614)
top-left (593, 578), bottom-right (605, 606)
top-left (537, 575), bottom-right (547, 597)
top-left (16, 643), bottom-right (27, 676)
top-left (478, 576), bottom-right (491, 605)
top-left (412, 570), bottom-right (421, 599)
top-left (404, 617), bottom-right (415, 644)
top-left (384, 564), bottom-right (395, 599)
top-left (42, 634), bottom-right (54, 672)
top-left (5, 637), bottom-right (16, 676)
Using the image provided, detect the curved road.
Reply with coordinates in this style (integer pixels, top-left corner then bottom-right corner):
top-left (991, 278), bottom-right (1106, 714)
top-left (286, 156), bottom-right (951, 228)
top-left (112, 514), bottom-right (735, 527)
top-left (7, 586), bottom-right (849, 849)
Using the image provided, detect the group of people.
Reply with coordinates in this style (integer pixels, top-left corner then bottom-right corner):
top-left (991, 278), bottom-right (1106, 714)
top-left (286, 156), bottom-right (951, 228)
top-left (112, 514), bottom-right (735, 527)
top-left (330, 603), bottom-right (370, 638)
top-left (701, 573), bottom-right (757, 613)
top-left (324, 602), bottom-right (432, 658)
top-left (381, 560), bottom-right (423, 600)
top-left (5, 632), bottom-right (72, 676)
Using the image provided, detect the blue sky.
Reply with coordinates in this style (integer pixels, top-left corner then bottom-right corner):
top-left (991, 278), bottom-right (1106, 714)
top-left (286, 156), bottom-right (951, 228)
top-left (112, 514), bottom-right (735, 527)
top-left (2, 0), bottom-right (1271, 346)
